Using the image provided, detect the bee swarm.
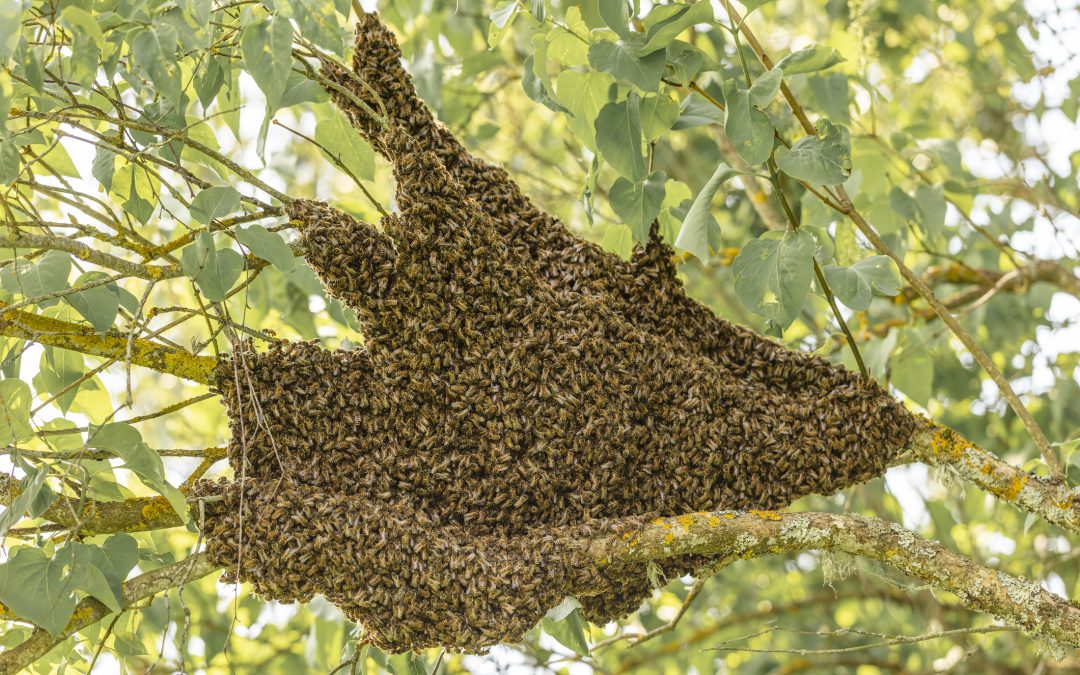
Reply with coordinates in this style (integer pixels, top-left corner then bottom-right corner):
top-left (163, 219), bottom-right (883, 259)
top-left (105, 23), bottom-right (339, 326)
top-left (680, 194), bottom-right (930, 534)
top-left (195, 14), bottom-right (918, 654)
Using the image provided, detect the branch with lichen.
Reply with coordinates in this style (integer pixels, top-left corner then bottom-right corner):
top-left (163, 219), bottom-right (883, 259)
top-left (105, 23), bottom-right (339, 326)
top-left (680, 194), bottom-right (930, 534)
top-left (0, 552), bottom-right (217, 675)
top-left (0, 451), bottom-right (225, 535)
top-left (907, 422), bottom-right (1080, 535)
top-left (0, 233), bottom-right (182, 281)
top-left (0, 302), bottom-right (219, 384)
top-left (581, 509), bottom-right (1080, 649)
top-left (4, 507), bottom-right (1077, 674)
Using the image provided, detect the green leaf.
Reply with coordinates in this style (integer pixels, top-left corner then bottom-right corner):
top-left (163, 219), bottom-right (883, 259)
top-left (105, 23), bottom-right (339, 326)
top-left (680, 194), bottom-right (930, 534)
top-left (0, 379), bottom-right (33, 446)
top-left (315, 111), bottom-right (376, 181)
top-left (915, 184), bottom-right (947, 239)
top-left (491, 0), bottom-right (518, 27)
top-left (775, 119), bottom-right (851, 185)
top-left (88, 423), bottom-right (188, 521)
top-left (542, 608), bottom-right (590, 656)
top-left (236, 224), bottom-right (296, 273)
top-left (803, 224), bottom-right (835, 264)
top-left (0, 137), bottom-right (21, 184)
top-left (66, 272), bottom-right (120, 332)
top-left (722, 79), bottom-right (774, 166)
top-left (732, 229), bottom-right (816, 330)
top-left (0, 467), bottom-right (55, 537)
top-left (488, 1), bottom-right (519, 46)
top-left (0, 249), bottom-right (71, 300)
top-left (748, 67), bottom-right (783, 107)
top-left (638, 1), bottom-right (714, 55)
top-left (545, 596), bottom-right (583, 621)
top-left (280, 71), bottom-right (329, 108)
top-left (556, 69), bottom-right (614, 151)
top-left (597, 0), bottom-right (630, 37)
top-left (67, 534), bottom-right (139, 612)
top-left (35, 346), bottom-right (85, 414)
top-left (822, 256), bottom-right (902, 311)
top-left (30, 139), bottom-right (80, 179)
top-left (639, 92), bottom-right (680, 140)
top-left (386, 652), bottom-right (428, 675)
top-left (181, 232), bottom-right (244, 303)
top-left (665, 40), bottom-right (706, 85)
top-left (278, 0), bottom-right (345, 56)
top-left (740, 0), bottom-right (777, 12)
top-left (595, 93), bottom-right (646, 181)
top-left (674, 161), bottom-right (739, 261)
top-left (609, 171), bottom-right (667, 242)
top-left (0, 0), bottom-right (28, 63)
top-left (92, 142), bottom-right (119, 191)
top-left (129, 25), bottom-right (182, 107)
top-left (776, 45), bottom-right (845, 75)
top-left (588, 39), bottom-right (666, 92)
top-left (522, 54), bottom-right (569, 113)
top-left (0, 547), bottom-right (76, 635)
top-left (240, 15), bottom-right (294, 114)
top-left (112, 162), bottom-right (159, 224)
top-left (195, 57), bottom-right (226, 109)
top-left (190, 186), bottom-right (242, 225)
top-left (888, 186), bottom-right (919, 221)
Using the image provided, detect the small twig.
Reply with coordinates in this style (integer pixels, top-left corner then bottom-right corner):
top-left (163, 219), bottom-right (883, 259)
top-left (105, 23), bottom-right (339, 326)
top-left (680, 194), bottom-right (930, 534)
top-left (710, 624), bottom-right (1018, 654)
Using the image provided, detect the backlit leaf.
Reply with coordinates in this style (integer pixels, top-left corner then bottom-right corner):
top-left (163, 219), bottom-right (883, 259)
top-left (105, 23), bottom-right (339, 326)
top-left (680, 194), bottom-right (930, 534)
top-left (732, 229), bottom-right (816, 329)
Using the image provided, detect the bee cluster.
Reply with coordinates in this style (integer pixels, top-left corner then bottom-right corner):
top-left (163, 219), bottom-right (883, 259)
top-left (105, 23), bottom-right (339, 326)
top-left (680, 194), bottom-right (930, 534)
top-left (196, 14), bottom-right (918, 654)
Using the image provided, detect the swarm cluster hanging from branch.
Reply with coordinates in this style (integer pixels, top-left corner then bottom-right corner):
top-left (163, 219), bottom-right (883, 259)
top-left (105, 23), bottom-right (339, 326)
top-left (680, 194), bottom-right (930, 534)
top-left (195, 13), bottom-right (916, 653)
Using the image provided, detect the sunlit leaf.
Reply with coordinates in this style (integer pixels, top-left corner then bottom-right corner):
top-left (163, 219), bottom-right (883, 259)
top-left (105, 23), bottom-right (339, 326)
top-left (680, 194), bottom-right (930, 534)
top-left (315, 110), bottom-right (376, 181)
top-left (87, 423), bottom-right (188, 521)
top-left (674, 162), bottom-right (739, 260)
top-left (595, 93), bottom-right (646, 181)
top-left (236, 224), bottom-right (297, 273)
top-left (609, 170), bottom-right (667, 242)
top-left (776, 44), bottom-right (845, 75)
top-left (776, 119), bottom-right (851, 185)
top-left (732, 229), bottom-right (816, 329)
top-left (0, 547), bottom-right (76, 635)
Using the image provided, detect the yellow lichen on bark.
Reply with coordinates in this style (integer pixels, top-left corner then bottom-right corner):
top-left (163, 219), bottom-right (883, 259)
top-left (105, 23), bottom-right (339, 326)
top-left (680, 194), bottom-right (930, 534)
top-left (0, 302), bottom-right (218, 384)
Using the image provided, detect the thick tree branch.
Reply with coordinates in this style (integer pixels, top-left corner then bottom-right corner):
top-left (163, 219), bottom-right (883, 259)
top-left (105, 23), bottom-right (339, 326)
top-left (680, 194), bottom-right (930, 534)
top-left (907, 423), bottom-right (1080, 535)
top-left (0, 451), bottom-right (226, 535)
top-left (4, 503), bottom-right (1077, 672)
top-left (582, 510), bottom-right (1080, 648)
top-left (920, 261), bottom-right (1080, 299)
top-left (0, 302), bottom-right (218, 384)
top-left (0, 552), bottom-right (218, 675)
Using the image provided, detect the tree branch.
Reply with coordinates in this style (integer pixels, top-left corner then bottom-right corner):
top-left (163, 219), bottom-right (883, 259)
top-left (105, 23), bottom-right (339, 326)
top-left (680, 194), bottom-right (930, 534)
top-left (1, 233), bottom-right (182, 281)
top-left (0, 552), bottom-right (218, 675)
top-left (908, 423), bottom-right (1080, 535)
top-left (0, 451), bottom-right (225, 535)
top-left (5, 500), bottom-right (1079, 672)
top-left (582, 510), bottom-right (1080, 648)
top-left (0, 302), bottom-right (219, 384)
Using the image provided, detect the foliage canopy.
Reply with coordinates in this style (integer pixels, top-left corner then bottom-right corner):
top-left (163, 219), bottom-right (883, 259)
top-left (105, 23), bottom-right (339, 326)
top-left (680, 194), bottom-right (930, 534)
top-left (1, 0), bottom-right (1079, 672)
